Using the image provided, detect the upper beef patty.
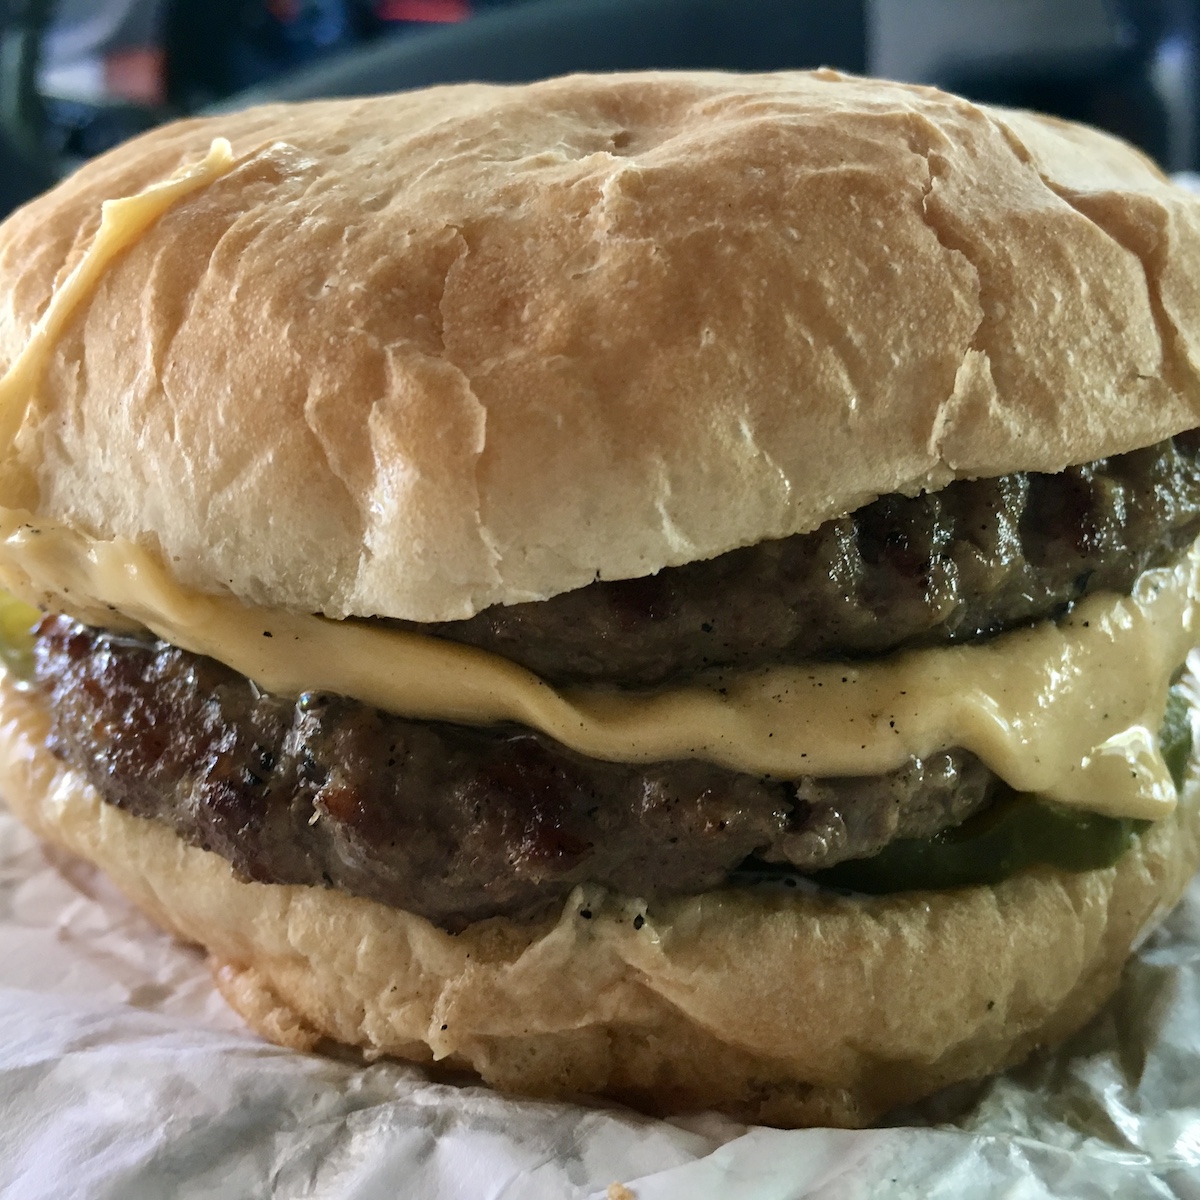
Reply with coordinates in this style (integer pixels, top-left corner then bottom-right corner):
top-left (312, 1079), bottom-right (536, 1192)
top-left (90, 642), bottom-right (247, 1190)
top-left (421, 432), bottom-right (1200, 685)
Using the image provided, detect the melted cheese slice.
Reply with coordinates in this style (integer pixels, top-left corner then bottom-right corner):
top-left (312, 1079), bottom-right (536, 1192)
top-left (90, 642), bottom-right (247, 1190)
top-left (0, 507), bottom-right (1193, 821)
top-left (0, 138), bottom-right (1193, 823)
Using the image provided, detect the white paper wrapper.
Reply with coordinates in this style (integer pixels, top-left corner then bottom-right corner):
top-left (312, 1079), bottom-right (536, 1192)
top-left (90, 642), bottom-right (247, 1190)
top-left (4, 794), bottom-right (1200, 1200)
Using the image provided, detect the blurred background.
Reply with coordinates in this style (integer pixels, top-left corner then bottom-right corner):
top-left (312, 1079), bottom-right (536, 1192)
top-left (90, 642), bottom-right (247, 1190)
top-left (0, 0), bottom-right (1194, 215)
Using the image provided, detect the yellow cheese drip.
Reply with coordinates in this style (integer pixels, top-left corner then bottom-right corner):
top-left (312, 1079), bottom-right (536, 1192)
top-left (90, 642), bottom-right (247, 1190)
top-left (0, 138), bottom-right (234, 469)
top-left (0, 138), bottom-right (1191, 823)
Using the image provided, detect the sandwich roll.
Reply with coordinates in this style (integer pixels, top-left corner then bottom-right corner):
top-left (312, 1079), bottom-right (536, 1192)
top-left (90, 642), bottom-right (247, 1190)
top-left (0, 70), bottom-right (1199, 1126)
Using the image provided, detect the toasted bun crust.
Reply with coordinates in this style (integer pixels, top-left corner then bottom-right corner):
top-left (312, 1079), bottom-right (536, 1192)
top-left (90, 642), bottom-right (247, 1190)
top-left (5, 676), bottom-right (1197, 1128)
top-left (1, 72), bottom-right (1200, 620)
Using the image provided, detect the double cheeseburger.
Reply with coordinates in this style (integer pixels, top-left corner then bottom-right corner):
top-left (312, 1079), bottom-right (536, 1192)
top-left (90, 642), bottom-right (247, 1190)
top-left (0, 70), bottom-right (1199, 1129)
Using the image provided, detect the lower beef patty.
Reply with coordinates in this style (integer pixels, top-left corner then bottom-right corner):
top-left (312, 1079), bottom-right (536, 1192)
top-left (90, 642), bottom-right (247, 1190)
top-left (31, 438), bottom-right (1200, 930)
top-left (37, 617), bottom-right (995, 930)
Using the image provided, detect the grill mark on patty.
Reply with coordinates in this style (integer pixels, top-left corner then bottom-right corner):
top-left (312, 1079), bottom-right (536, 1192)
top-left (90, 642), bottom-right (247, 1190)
top-left (417, 432), bottom-right (1200, 685)
top-left (35, 617), bottom-right (996, 930)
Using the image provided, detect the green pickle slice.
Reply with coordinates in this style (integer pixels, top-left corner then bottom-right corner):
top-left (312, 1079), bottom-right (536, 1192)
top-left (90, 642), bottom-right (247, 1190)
top-left (804, 685), bottom-right (1193, 896)
top-left (808, 795), bottom-right (1150, 894)
top-left (0, 592), bottom-right (40, 680)
top-left (1160, 681), bottom-right (1193, 792)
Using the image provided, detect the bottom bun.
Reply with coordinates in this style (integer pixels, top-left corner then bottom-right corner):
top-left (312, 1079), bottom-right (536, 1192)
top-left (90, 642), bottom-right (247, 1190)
top-left (3, 675), bottom-right (1198, 1128)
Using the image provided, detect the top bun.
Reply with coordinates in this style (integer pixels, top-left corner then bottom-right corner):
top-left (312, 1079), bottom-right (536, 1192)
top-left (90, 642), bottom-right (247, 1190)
top-left (2, 70), bottom-right (1200, 622)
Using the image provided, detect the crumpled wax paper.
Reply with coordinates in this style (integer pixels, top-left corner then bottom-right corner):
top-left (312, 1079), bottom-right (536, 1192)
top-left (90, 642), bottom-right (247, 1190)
top-left (3, 792), bottom-right (1200, 1200)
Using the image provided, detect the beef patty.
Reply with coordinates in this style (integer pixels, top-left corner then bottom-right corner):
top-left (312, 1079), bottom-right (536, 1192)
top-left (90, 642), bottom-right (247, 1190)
top-left (38, 616), bottom-right (996, 929)
top-left (419, 432), bottom-right (1200, 685)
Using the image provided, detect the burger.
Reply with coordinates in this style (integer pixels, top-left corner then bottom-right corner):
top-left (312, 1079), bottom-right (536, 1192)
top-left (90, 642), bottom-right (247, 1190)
top-left (0, 69), bottom-right (1198, 1130)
